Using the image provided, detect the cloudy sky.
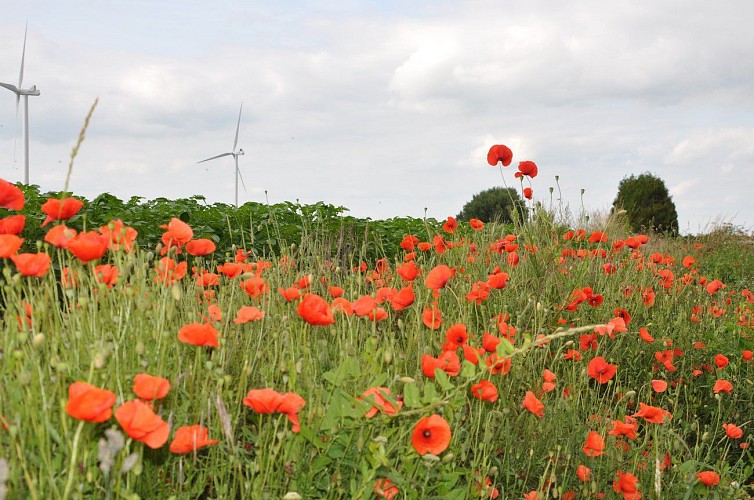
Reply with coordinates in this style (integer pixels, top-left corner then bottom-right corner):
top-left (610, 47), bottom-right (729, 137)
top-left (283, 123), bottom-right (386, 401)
top-left (2, 1), bottom-right (753, 233)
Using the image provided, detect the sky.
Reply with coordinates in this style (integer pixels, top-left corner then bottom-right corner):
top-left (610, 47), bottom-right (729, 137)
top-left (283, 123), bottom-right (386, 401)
top-left (2, 1), bottom-right (754, 234)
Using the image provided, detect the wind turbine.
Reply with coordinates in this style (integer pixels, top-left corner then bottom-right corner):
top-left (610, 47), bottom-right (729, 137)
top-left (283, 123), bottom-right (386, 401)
top-left (0, 23), bottom-right (40, 184)
top-left (198, 103), bottom-right (246, 207)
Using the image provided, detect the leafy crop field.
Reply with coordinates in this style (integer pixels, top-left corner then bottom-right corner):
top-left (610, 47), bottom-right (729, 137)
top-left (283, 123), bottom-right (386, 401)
top-left (0, 161), bottom-right (753, 498)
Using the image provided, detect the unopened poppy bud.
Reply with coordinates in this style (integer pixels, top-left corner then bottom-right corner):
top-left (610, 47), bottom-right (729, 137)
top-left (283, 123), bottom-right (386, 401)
top-left (617, 209), bottom-right (627, 215)
top-left (701, 432), bottom-right (710, 441)
top-left (624, 390), bottom-right (636, 400)
top-left (442, 452), bottom-right (454, 463)
top-left (295, 359), bottom-right (303, 374)
top-left (373, 436), bottom-right (388, 444)
top-left (422, 453), bottom-right (440, 462)
top-left (94, 352), bottom-right (107, 369)
top-left (171, 284), bottom-right (181, 301)
top-left (135, 341), bottom-right (145, 355)
top-left (19, 370), bottom-right (31, 386)
top-left (283, 492), bottom-right (302, 500)
top-left (290, 243), bottom-right (296, 251)
top-left (398, 376), bottom-right (415, 384)
top-left (397, 319), bottom-right (404, 331)
top-left (383, 349), bottom-right (393, 364)
top-left (581, 188), bottom-right (585, 195)
top-left (536, 302), bottom-right (543, 311)
top-left (549, 187), bottom-right (554, 194)
top-left (32, 333), bottom-right (45, 348)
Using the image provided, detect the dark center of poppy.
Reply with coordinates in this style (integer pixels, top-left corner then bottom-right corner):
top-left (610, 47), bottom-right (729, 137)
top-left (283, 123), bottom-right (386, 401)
top-left (423, 430), bottom-right (432, 439)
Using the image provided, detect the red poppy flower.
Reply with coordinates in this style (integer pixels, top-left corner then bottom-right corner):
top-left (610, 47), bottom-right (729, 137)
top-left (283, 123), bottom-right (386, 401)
top-left (487, 144), bottom-right (513, 167)
top-left (713, 379), bottom-right (733, 394)
top-left (277, 392), bottom-right (307, 433)
top-left (487, 270), bottom-right (509, 289)
top-left (186, 238), bottom-right (216, 256)
top-left (443, 323), bottom-right (469, 351)
top-left (576, 465), bottom-right (591, 481)
top-left (0, 214), bottom-right (25, 235)
top-left (706, 279), bottom-right (725, 295)
top-left (0, 178), bottom-right (24, 210)
top-left (94, 264), bottom-right (119, 287)
top-left (10, 252), bottom-right (51, 277)
top-left (278, 286), bottom-right (302, 302)
top-left (696, 471), bottom-right (720, 487)
top-left (160, 218), bottom-right (193, 246)
top-left (421, 351), bottom-right (460, 377)
top-left (65, 382), bottom-right (116, 423)
top-left (613, 471), bottom-right (641, 499)
top-left (469, 218), bottom-right (484, 230)
top-left (442, 216), bottom-right (458, 234)
top-left (723, 423), bottom-right (742, 439)
top-left (608, 417), bottom-right (639, 440)
top-left (471, 380), bottom-right (498, 402)
top-left (169, 425), bottom-right (218, 454)
top-left (44, 224), bottom-right (77, 249)
top-left (0, 234), bottom-right (23, 258)
top-left (631, 402), bottom-right (672, 423)
top-left (328, 285), bottom-right (344, 298)
top-left (714, 354), bottom-right (729, 369)
top-left (582, 431), bottom-right (605, 457)
top-left (177, 322), bottom-right (219, 347)
top-left (359, 387), bottom-right (402, 418)
top-left (422, 305), bottom-right (442, 329)
top-left (514, 161), bottom-right (538, 179)
top-left (542, 369), bottom-right (557, 392)
top-left (390, 286), bottom-right (415, 311)
top-left (482, 332), bottom-right (501, 353)
top-left (154, 257), bottom-right (188, 285)
top-left (522, 391), bottom-right (544, 418)
top-left (651, 380), bottom-right (668, 393)
top-left (67, 231), bottom-right (110, 264)
top-left (115, 399), bottom-right (170, 449)
top-left (411, 414), bottom-right (451, 455)
top-left (133, 373), bottom-right (170, 400)
top-left (99, 219), bottom-right (138, 252)
top-left (374, 478), bottom-right (399, 499)
top-left (587, 356), bottom-right (617, 384)
top-left (243, 388), bottom-right (284, 413)
top-left (523, 187), bottom-right (533, 200)
top-left (297, 293), bottom-right (335, 326)
top-left (41, 197), bottom-right (84, 227)
top-left (425, 264), bottom-right (454, 290)
top-left (241, 277), bottom-right (270, 298)
top-left (233, 306), bottom-right (265, 324)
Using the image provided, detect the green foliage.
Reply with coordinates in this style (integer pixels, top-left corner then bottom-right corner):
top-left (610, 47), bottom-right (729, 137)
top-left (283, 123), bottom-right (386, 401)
top-left (14, 185), bottom-right (438, 262)
top-left (612, 172), bottom-right (679, 234)
top-left (457, 187), bottom-right (525, 224)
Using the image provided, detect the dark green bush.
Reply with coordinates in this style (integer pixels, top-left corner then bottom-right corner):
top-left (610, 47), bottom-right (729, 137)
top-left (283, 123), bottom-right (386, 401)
top-left (612, 173), bottom-right (678, 234)
top-left (457, 187), bottom-right (525, 224)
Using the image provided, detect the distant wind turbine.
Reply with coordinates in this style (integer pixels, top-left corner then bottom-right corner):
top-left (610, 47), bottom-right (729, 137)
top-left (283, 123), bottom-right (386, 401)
top-left (0, 23), bottom-right (40, 184)
top-left (198, 103), bottom-right (247, 207)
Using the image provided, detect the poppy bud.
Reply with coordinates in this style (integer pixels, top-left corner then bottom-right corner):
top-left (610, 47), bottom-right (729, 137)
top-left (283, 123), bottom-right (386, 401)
top-left (32, 333), bottom-right (45, 348)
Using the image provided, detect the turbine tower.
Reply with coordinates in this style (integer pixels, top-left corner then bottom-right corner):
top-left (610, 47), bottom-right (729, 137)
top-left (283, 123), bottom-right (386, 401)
top-left (0, 23), bottom-right (40, 184)
top-left (198, 103), bottom-right (246, 207)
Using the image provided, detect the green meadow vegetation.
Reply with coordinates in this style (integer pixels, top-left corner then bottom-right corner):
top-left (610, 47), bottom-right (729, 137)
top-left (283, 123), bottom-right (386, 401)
top-left (0, 152), bottom-right (753, 499)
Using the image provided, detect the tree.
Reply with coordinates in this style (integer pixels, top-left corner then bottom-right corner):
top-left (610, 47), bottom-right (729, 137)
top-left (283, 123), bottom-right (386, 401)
top-left (457, 187), bottom-right (526, 224)
top-left (612, 173), bottom-right (678, 234)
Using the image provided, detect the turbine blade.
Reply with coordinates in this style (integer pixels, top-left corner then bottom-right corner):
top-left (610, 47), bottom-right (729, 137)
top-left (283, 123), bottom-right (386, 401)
top-left (198, 152), bottom-right (233, 163)
top-left (0, 82), bottom-right (20, 93)
top-left (232, 102), bottom-right (243, 151)
top-left (19, 23), bottom-right (28, 88)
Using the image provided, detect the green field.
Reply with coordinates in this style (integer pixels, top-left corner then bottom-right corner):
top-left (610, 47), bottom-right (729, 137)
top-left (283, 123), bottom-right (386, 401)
top-left (0, 177), bottom-right (753, 499)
